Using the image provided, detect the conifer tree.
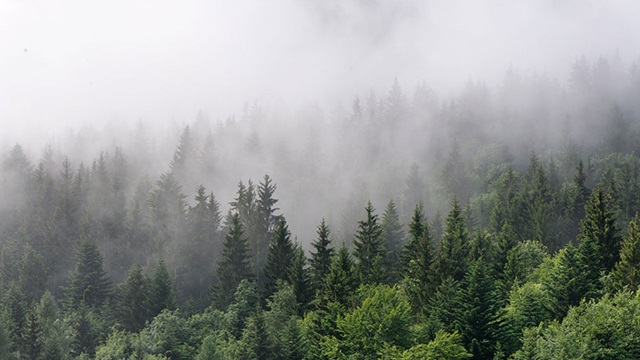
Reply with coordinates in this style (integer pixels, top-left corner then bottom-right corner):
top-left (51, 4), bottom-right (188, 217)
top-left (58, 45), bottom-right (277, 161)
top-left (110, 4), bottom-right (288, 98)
top-left (65, 240), bottom-right (112, 310)
top-left (309, 219), bottom-right (335, 292)
top-left (264, 217), bottom-right (294, 299)
top-left (576, 186), bottom-right (620, 299)
top-left (381, 199), bottom-right (405, 282)
top-left (289, 245), bottom-right (312, 314)
top-left (435, 198), bottom-right (470, 283)
top-left (323, 245), bottom-right (358, 307)
top-left (353, 201), bottom-right (386, 285)
top-left (214, 212), bottom-right (253, 310)
top-left (20, 305), bottom-right (44, 360)
top-left (402, 204), bottom-right (434, 314)
top-left (611, 215), bottom-right (640, 292)
top-left (256, 175), bottom-right (279, 284)
top-left (148, 258), bottom-right (176, 317)
top-left (118, 263), bottom-right (150, 331)
top-left (2, 282), bottom-right (27, 350)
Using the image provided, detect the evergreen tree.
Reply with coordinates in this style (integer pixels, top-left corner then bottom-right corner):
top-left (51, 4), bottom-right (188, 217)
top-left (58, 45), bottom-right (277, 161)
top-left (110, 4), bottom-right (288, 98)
top-left (322, 245), bottom-right (358, 307)
top-left (309, 219), bottom-right (335, 293)
top-left (65, 240), bottom-right (112, 309)
top-left (611, 215), bottom-right (640, 292)
top-left (576, 186), bottom-right (620, 299)
top-left (148, 258), bottom-right (176, 317)
top-left (18, 245), bottom-right (48, 305)
top-left (435, 198), bottom-right (470, 283)
top-left (256, 174), bottom-right (280, 285)
top-left (381, 199), bottom-right (405, 282)
top-left (353, 201), bottom-right (386, 285)
top-left (264, 217), bottom-right (294, 299)
top-left (118, 263), bottom-right (150, 332)
top-left (402, 204), bottom-right (434, 314)
top-left (289, 245), bottom-right (312, 314)
top-left (2, 282), bottom-right (27, 350)
top-left (214, 212), bottom-right (253, 310)
top-left (20, 305), bottom-right (44, 360)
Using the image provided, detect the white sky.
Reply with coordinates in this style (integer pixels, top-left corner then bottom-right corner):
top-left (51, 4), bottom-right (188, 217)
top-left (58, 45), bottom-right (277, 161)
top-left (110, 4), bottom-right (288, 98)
top-left (1, 0), bottom-right (640, 147)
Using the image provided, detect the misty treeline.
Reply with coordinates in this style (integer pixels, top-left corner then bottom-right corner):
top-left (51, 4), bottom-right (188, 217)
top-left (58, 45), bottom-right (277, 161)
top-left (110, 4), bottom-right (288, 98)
top-left (2, 54), bottom-right (640, 358)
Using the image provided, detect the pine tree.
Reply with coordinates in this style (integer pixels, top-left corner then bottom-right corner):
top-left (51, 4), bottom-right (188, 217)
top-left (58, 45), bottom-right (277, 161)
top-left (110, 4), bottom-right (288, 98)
top-left (402, 204), bottom-right (434, 314)
top-left (214, 212), bottom-right (253, 310)
top-left (264, 217), bottom-right (295, 299)
top-left (435, 198), bottom-right (470, 283)
top-left (289, 245), bottom-right (312, 314)
top-left (353, 201), bottom-right (386, 285)
top-left (2, 282), bottom-right (27, 349)
top-left (322, 245), bottom-right (358, 307)
top-left (65, 240), bottom-right (112, 309)
top-left (256, 175), bottom-right (280, 284)
top-left (576, 186), bottom-right (620, 299)
top-left (20, 305), bottom-right (44, 360)
top-left (148, 258), bottom-right (176, 317)
top-left (309, 219), bottom-right (335, 292)
top-left (381, 199), bottom-right (405, 282)
top-left (611, 215), bottom-right (640, 292)
top-left (118, 263), bottom-right (150, 331)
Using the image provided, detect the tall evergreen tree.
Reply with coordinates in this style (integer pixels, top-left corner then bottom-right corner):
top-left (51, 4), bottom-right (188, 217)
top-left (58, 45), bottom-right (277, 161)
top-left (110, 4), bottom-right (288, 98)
top-left (289, 245), bottom-right (312, 314)
top-left (264, 217), bottom-right (295, 299)
top-left (118, 263), bottom-right (150, 332)
top-left (148, 258), bottom-right (176, 317)
top-left (256, 175), bottom-right (280, 285)
top-left (402, 204), bottom-right (434, 314)
top-left (322, 245), bottom-right (358, 307)
top-left (576, 186), bottom-right (621, 299)
top-left (65, 240), bottom-right (112, 309)
top-left (353, 201), bottom-right (386, 285)
top-left (435, 198), bottom-right (470, 283)
top-left (214, 212), bottom-right (253, 310)
top-left (381, 199), bottom-right (405, 282)
top-left (309, 219), bottom-right (335, 293)
top-left (20, 305), bottom-right (44, 360)
top-left (611, 215), bottom-right (640, 292)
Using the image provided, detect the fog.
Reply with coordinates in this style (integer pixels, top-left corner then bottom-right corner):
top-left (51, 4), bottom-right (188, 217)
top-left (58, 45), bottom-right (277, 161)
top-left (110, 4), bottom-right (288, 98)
top-left (2, 0), bottom-right (640, 288)
top-left (2, 0), bottom-right (639, 146)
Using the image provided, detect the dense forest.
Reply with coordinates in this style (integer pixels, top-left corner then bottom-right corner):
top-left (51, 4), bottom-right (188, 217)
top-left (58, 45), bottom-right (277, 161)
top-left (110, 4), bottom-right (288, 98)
top-left (3, 54), bottom-right (640, 359)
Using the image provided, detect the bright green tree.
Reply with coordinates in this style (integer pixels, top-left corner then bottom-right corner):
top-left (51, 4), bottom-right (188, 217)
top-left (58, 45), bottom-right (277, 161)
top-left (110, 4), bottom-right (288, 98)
top-left (611, 215), bottom-right (640, 292)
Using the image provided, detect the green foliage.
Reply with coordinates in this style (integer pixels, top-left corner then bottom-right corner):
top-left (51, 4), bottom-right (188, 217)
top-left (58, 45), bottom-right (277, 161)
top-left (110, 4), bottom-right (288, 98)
top-left (503, 240), bottom-right (548, 292)
top-left (402, 204), bottom-right (434, 315)
top-left (611, 215), bottom-right (640, 292)
top-left (264, 217), bottom-right (295, 299)
top-left (65, 240), bottom-right (112, 310)
top-left (382, 199), bottom-right (405, 282)
top-left (118, 263), bottom-right (150, 332)
top-left (321, 245), bottom-right (358, 308)
top-left (381, 331), bottom-right (472, 360)
top-left (148, 258), bottom-right (176, 318)
top-left (214, 213), bottom-right (253, 310)
top-left (435, 198), bottom-right (470, 283)
top-left (309, 219), bottom-right (334, 294)
top-left (141, 310), bottom-right (196, 360)
top-left (289, 245), bottom-right (312, 314)
top-left (513, 291), bottom-right (640, 359)
top-left (353, 202), bottom-right (386, 285)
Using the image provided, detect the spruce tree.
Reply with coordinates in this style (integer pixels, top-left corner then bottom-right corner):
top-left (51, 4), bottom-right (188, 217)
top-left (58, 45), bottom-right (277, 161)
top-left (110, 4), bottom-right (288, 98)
top-left (149, 258), bottom-right (176, 317)
top-left (214, 212), bottom-right (253, 310)
top-left (309, 219), bottom-right (334, 292)
top-left (118, 263), bottom-right (150, 331)
top-left (20, 305), bottom-right (44, 360)
top-left (65, 240), bottom-right (112, 309)
top-left (435, 198), bottom-right (470, 283)
top-left (611, 215), bottom-right (640, 292)
top-left (289, 244), bottom-right (312, 314)
top-left (381, 199), bottom-right (405, 282)
top-left (264, 217), bottom-right (294, 299)
top-left (402, 203), bottom-right (434, 314)
top-left (353, 201), bottom-right (386, 285)
top-left (322, 245), bottom-right (358, 307)
top-left (576, 186), bottom-right (620, 299)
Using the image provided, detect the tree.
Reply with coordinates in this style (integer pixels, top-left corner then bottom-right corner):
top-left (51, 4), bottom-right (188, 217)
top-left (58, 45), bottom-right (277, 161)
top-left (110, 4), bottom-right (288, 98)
top-left (256, 175), bottom-right (280, 285)
top-left (264, 217), bottom-right (294, 299)
top-left (65, 240), bottom-right (112, 309)
top-left (434, 198), bottom-right (469, 283)
top-left (382, 200), bottom-right (405, 282)
top-left (289, 245), bottom-right (312, 314)
top-left (118, 263), bottom-right (150, 332)
top-left (309, 219), bottom-right (335, 293)
top-left (576, 186), bottom-right (621, 299)
top-left (322, 245), bottom-right (358, 308)
top-left (353, 201), bottom-right (386, 285)
top-left (611, 215), bottom-right (640, 292)
top-left (214, 213), bottom-right (253, 310)
top-left (20, 305), bottom-right (44, 360)
top-left (149, 258), bottom-right (176, 318)
top-left (402, 204), bottom-right (434, 314)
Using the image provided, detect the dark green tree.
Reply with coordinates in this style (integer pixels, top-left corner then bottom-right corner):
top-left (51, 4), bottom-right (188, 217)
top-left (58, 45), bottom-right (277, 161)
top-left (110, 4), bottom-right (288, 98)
top-left (65, 240), bottom-right (112, 309)
top-left (402, 204), bottom-right (434, 314)
top-left (289, 245), bottom-right (312, 314)
top-left (118, 263), bottom-right (150, 332)
top-left (353, 201), bottom-right (386, 285)
top-left (214, 212), bottom-right (253, 310)
top-left (20, 305), bottom-right (44, 360)
top-left (148, 258), bottom-right (176, 317)
top-left (435, 198), bottom-right (470, 283)
top-left (264, 217), bottom-right (294, 299)
top-left (610, 215), bottom-right (640, 292)
top-left (322, 245), bottom-right (358, 308)
top-left (309, 219), bottom-right (334, 293)
top-left (381, 199), bottom-right (405, 282)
